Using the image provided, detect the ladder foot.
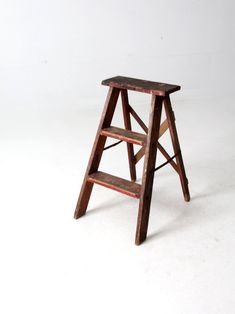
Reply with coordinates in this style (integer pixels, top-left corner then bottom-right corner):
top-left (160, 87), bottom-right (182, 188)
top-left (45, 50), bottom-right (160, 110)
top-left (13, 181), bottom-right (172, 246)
top-left (74, 210), bottom-right (86, 219)
top-left (184, 193), bottom-right (190, 202)
top-left (135, 232), bottom-right (147, 245)
top-left (135, 235), bottom-right (146, 246)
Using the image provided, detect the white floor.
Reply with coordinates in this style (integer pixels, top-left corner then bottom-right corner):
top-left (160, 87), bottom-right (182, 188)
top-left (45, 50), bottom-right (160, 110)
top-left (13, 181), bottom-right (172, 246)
top-left (0, 92), bottom-right (235, 314)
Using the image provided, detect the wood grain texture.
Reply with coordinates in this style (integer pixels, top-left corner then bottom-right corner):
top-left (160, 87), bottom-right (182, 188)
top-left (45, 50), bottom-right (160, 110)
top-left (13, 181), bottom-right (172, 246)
top-left (135, 95), bottom-right (163, 245)
top-left (157, 142), bottom-right (179, 173)
top-left (102, 76), bottom-right (180, 96)
top-left (74, 77), bottom-right (189, 245)
top-left (74, 87), bottom-right (120, 219)
top-left (134, 118), bottom-right (169, 164)
top-left (88, 171), bottom-right (141, 198)
top-left (121, 90), bottom-right (137, 181)
top-left (164, 96), bottom-right (190, 202)
top-left (101, 126), bottom-right (146, 146)
top-left (129, 104), bottom-right (148, 133)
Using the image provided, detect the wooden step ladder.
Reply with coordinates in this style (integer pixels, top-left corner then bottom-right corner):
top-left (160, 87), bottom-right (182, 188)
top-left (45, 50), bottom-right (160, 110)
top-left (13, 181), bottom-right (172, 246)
top-left (74, 76), bottom-right (190, 245)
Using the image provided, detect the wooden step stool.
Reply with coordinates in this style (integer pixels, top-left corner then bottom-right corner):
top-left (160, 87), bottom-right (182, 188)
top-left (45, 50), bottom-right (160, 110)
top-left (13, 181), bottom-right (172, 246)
top-left (74, 76), bottom-right (190, 245)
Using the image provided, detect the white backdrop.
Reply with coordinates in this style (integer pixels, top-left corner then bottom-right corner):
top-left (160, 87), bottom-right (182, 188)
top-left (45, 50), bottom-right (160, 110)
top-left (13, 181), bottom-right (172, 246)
top-left (1, 0), bottom-right (234, 108)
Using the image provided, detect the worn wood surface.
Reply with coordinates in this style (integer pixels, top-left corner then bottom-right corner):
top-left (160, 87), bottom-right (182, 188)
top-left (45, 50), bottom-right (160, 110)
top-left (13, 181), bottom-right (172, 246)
top-left (74, 76), bottom-right (189, 245)
top-left (127, 105), bottom-right (177, 176)
top-left (129, 104), bottom-right (148, 133)
top-left (164, 96), bottom-right (190, 202)
top-left (88, 171), bottom-right (141, 198)
top-left (74, 87), bottom-right (120, 219)
top-left (121, 90), bottom-right (137, 182)
top-left (135, 95), bottom-right (163, 245)
top-left (102, 76), bottom-right (180, 96)
top-left (134, 118), bottom-right (169, 164)
top-left (101, 126), bottom-right (146, 146)
top-left (157, 142), bottom-right (179, 173)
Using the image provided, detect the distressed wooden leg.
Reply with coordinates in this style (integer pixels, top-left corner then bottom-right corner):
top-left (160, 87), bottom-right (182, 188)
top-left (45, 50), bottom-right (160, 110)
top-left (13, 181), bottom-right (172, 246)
top-left (121, 90), bottom-right (136, 182)
top-left (135, 95), bottom-right (163, 245)
top-left (164, 95), bottom-right (190, 202)
top-left (74, 87), bottom-right (120, 219)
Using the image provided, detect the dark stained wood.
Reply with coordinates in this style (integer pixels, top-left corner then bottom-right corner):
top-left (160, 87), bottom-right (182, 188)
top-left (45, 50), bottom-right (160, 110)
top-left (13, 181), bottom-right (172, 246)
top-left (74, 76), bottom-right (190, 245)
top-left (129, 105), bottom-right (148, 133)
top-left (88, 171), bottom-right (141, 198)
top-left (128, 105), bottom-right (177, 176)
top-left (101, 126), bottom-right (146, 146)
top-left (135, 142), bottom-right (179, 173)
top-left (121, 90), bottom-right (137, 182)
top-left (134, 118), bottom-right (169, 164)
top-left (164, 96), bottom-right (190, 202)
top-left (157, 142), bottom-right (179, 174)
top-left (74, 87), bottom-right (120, 219)
top-left (102, 76), bottom-right (180, 96)
top-left (135, 95), bottom-right (163, 245)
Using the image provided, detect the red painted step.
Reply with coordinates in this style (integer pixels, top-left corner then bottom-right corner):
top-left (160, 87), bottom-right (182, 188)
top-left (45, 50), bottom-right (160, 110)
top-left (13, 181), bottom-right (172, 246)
top-left (101, 126), bottom-right (146, 146)
top-left (88, 171), bottom-right (141, 199)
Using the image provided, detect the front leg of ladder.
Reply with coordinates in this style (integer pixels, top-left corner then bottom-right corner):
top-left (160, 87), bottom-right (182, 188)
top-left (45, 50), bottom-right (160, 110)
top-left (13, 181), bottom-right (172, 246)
top-left (74, 87), bottom-right (120, 219)
top-left (135, 95), bottom-right (163, 245)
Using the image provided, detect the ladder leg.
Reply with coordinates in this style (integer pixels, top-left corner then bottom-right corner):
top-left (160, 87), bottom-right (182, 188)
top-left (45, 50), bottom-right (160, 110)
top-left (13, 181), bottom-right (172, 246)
top-left (74, 87), bottom-right (120, 219)
top-left (164, 95), bottom-right (190, 202)
top-left (135, 95), bottom-right (163, 245)
top-left (121, 90), bottom-right (137, 182)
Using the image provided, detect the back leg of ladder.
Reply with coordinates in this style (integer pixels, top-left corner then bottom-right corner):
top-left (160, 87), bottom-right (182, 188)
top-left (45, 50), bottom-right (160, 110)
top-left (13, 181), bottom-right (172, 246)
top-left (121, 89), bottom-right (136, 182)
top-left (74, 87), bottom-right (120, 219)
top-left (135, 95), bottom-right (163, 245)
top-left (164, 95), bottom-right (190, 202)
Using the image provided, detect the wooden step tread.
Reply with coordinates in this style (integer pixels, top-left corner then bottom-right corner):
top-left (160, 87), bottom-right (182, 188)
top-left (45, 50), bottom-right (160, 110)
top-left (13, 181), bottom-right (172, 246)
top-left (88, 171), bottom-right (141, 199)
top-left (101, 126), bottom-right (146, 146)
top-left (102, 76), bottom-right (180, 96)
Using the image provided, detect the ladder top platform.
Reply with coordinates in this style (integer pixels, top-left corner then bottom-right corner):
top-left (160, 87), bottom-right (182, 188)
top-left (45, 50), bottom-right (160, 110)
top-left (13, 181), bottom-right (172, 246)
top-left (102, 76), bottom-right (181, 96)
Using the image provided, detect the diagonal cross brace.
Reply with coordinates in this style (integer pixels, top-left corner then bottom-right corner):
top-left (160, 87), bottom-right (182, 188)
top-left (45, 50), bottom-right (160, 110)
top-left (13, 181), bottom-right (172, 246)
top-left (128, 104), bottom-right (178, 174)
